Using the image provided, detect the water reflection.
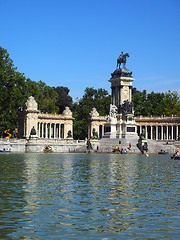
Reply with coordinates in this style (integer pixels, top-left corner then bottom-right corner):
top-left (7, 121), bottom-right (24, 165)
top-left (0, 153), bottom-right (179, 239)
top-left (0, 154), bottom-right (27, 238)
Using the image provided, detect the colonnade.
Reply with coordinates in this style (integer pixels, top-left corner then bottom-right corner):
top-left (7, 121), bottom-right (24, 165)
top-left (138, 125), bottom-right (180, 140)
top-left (37, 122), bottom-right (64, 139)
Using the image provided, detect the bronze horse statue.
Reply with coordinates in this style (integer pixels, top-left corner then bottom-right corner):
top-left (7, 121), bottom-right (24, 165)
top-left (117, 52), bottom-right (129, 69)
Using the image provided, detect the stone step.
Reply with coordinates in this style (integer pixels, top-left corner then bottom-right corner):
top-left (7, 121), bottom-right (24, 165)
top-left (98, 137), bottom-right (140, 153)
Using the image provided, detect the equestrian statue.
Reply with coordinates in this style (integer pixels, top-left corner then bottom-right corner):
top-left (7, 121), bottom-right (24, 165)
top-left (117, 51), bottom-right (129, 69)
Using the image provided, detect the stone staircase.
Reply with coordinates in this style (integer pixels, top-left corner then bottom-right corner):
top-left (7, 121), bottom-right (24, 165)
top-left (146, 139), bottom-right (177, 154)
top-left (98, 137), bottom-right (141, 153)
top-left (98, 138), bottom-right (178, 154)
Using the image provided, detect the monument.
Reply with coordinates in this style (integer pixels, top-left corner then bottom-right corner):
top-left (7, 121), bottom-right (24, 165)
top-left (104, 52), bottom-right (138, 139)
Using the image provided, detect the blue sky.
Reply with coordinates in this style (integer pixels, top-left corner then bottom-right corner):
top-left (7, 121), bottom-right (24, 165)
top-left (1, 0), bottom-right (180, 100)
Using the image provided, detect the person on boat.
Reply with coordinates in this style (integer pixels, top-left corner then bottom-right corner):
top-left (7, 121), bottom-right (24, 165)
top-left (173, 151), bottom-right (179, 160)
top-left (115, 146), bottom-right (120, 151)
top-left (176, 151), bottom-right (179, 155)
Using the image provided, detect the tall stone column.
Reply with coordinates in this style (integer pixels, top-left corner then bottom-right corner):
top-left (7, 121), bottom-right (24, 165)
top-left (171, 126), bottom-right (174, 140)
top-left (42, 123), bottom-right (44, 138)
top-left (50, 124), bottom-right (52, 138)
top-left (161, 126), bottom-right (163, 140)
top-left (166, 126), bottom-right (169, 140)
top-left (140, 126), bottom-right (142, 135)
top-left (129, 86), bottom-right (132, 102)
top-left (54, 124), bottom-right (56, 138)
top-left (45, 123), bottom-right (48, 138)
top-left (59, 124), bottom-right (61, 139)
top-left (176, 125), bottom-right (179, 140)
top-left (156, 126), bottom-right (158, 140)
top-left (38, 123), bottom-right (41, 138)
top-left (150, 126), bottom-right (153, 140)
top-left (145, 126), bottom-right (148, 139)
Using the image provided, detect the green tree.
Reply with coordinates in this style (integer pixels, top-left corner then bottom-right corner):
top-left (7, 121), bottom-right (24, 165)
top-left (132, 88), bottom-right (180, 116)
top-left (53, 86), bottom-right (73, 113)
top-left (144, 91), bottom-right (165, 116)
top-left (132, 88), bottom-right (147, 116)
top-left (163, 91), bottom-right (180, 116)
top-left (73, 87), bottom-right (111, 139)
top-left (0, 47), bottom-right (28, 135)
top-left (26, 79), bottom-right (58, 113)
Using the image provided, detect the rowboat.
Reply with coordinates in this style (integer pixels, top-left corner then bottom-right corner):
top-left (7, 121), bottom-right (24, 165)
top-left (171, 154), bottom-right (180, 160)
top-left (0, 150), bottom-right (11, 153)
top-left (158, 150), bottom-right (168, 154)
top-left (121, 151), bottom-right (127, 154)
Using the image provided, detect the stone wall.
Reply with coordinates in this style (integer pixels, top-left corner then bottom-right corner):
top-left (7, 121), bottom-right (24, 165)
top-left (0, 139), bottom-right (87, 153)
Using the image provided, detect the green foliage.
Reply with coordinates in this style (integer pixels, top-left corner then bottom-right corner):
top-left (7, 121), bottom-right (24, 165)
top-left (132, 88), bottom-right (147, 115)
top-left (0, 47), bottom-right (28, 134)
top-left (53, 86), bottom-right (73, 113)
top-left (25, 79), bottom-right (58, 113)
top-left (163, 91), bottom-right (180, 116)
top-left (73, 87), bottom-right (111, 139)
top-left (132, 87), bottom-right (180, 116)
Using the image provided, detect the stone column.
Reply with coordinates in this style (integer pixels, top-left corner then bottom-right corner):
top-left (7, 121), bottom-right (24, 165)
top-left (176, 125), bottom-right (179, 140)
top-left (129, 86), bottom-right (132, 102)
top-left (102, 125), bottom-right (104, 137)
top-left (116, 86), bottom-right (120, 107)
top-left (45, 123), bottom-right (48, 138)
top-left (166, 126), bottom-right (168, 140)
top-left (156, 126), bottom-right (158, 140)
top-left (161, 126), bottom-right (163, 140)
top-left (145, 126), bottom-right (147, 139)
top-left (150, 126), bottom-right (153, 140)
top-left (59, 124), bottom-right (61, 139)
top-left (38, 123), bottom-right (41, 138)
top-left (49, 124), bottom-right (52, 138)
top-left (41, 123), bottom-right (44, 138)
top-left (140, 125), bottom-right (142, 135)
top-left (171, 126), bottom-right (174, 140)
top-left (54, 124), bottom-right (56, 138)
top-left (111, 87), bottom-right (115, 105)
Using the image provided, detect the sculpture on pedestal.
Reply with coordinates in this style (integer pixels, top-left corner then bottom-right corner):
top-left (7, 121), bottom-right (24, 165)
top-left (120, 100), bottom-right (133, 114)
top-left (30, 126), bottom-right (36, 135)
top-left (106, 104), bottom-right (118, 121)
top-left (117, 51), bottom-right (129, 69)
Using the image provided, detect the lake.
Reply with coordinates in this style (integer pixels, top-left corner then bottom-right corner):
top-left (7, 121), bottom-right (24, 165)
top-left (0, 153), bottom-right (179, 239)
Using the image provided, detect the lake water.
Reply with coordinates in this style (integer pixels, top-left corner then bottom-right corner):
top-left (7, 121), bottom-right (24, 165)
top-left (0, 153), bottom-right (179, 239)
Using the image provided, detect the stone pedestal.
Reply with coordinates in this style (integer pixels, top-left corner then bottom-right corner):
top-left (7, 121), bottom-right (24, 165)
top-left (104, 65), bottom-right (138, 139)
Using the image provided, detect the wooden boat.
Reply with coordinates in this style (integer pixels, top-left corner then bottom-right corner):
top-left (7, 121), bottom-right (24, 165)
top-left (0, 150), bottom-right (11, 153)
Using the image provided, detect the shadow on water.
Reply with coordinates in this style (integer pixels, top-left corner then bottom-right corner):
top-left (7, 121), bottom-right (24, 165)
top-left (0, 153), bottom-right (179, 239)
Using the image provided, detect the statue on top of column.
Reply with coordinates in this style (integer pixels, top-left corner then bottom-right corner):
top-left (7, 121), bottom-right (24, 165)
top-left (117, 51), bottom-right (129, 69)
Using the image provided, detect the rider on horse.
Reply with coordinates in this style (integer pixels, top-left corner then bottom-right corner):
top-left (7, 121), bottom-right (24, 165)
top-left (117, 51), bottom-right (129, 69)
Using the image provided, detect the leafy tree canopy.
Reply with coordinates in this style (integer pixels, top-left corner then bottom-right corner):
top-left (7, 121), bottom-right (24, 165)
top-left (53, 86), bottom-right (73, 113)
top-left (72, 87), bottom-right (111, 139)
top-left (132, 87), bottom-right (180, 116)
